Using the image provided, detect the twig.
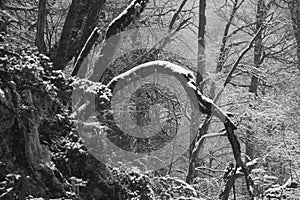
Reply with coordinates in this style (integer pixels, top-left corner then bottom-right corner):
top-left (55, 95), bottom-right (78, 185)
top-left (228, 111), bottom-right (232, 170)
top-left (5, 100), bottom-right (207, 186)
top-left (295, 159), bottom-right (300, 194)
top-left (216, 0), bottom-right (246, 73)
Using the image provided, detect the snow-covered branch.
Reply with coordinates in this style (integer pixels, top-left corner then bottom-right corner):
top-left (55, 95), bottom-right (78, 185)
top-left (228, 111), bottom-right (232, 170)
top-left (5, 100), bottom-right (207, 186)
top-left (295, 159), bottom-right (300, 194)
top-left (87, 0), bottom-right (149, 82)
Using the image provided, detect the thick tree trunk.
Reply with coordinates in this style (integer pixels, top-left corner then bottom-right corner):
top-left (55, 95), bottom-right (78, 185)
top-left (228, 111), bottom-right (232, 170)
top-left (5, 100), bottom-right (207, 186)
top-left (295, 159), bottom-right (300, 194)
top-left (23, 90), bottom-right (44, 170)
top-left (53, 0), bottom-right (106, 70)
top-left (35, 0), bottom-right (47, 53)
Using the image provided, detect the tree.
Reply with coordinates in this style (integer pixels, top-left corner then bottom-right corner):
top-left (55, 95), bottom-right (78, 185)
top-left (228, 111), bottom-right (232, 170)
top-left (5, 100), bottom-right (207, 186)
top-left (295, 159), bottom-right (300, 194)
top-left (35, 0), bottom-right (47, 53)
top-left (186, 0), bottom-right (207, 185)
top-left (74, 0), bottom-right (150, 81)
top-left (72, 0), bottom-right (195, 81)
top-left (104, 60), bottom-right (255, 198)
top-left (1, 0), bottom-right (300, 199)
top-left (288, 0), bottom-right (300, 70)
top-left (197, 0), bottom-right (207, 87)
top-left (245, 0), bottom-right (265, 163)
top-left (52, 0), bottom-right (106, 70)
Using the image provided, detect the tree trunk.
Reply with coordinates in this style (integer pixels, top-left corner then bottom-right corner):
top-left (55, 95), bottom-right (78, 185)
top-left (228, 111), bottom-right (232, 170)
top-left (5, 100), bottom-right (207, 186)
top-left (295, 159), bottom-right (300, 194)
top-left (187, 0), bottom-right (206, 184)
top-left (245, 0), bottom-right (264, 162)
top-left (288, 0), bottom-right (300, 71)
top-left (35, 0), bottom-right (47, 53)
top-left (0, 0), bottom-right (7, 33)
top-left (82, 0), bottom-right (150, 81)
top-left (186, 116), bottom-right (210, 184)
top-left (196, 0), bottom-right (206, 88)
top-left (52, 0), bottom-right (106, 70)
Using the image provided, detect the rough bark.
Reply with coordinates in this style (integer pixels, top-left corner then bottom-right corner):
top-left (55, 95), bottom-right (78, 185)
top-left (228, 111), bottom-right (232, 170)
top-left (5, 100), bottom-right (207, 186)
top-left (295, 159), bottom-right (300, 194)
top-left (53, 0), bottom-right (106, 70)
top-left (22, 90), bottom-right (45, 170)
top-left (35, 0), bottom-right (47, 53)
top-left (0, 81), bottom-right (65, 198)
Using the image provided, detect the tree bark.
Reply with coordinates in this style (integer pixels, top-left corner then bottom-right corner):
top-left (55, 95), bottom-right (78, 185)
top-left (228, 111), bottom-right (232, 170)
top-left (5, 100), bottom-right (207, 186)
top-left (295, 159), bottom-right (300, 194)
top-left (53, 0), bottom-right (106, 70)
top-left (187, 0), bottom-right (206, 184)
top-left (35, 0), bottom-right (47, 53)
top-left (186, 116), bottom-right (210, 184)
top-left (196, 0), bottom-right (206, 87)
top-left (288, 0), bottom-right (300, 71)
top-left (22, 90), bottom-right (48, 170)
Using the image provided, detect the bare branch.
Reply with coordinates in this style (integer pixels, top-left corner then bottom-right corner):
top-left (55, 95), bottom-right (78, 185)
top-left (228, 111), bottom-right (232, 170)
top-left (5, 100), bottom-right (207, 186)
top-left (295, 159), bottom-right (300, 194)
top-left (168, 0), bottom-right (188, 31)
top-left (213, 27), bottom-right (263, 103)
top-left (216, 0), bottom-right (246, 73)
top-left (72, 27), bottom-right (101, 77)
